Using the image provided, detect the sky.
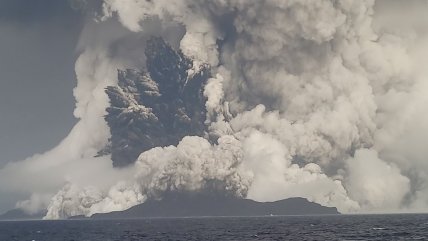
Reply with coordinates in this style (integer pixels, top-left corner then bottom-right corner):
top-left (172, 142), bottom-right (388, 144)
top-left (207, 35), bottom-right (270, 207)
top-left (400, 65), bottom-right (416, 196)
top-left (0, 0), bottom-right (87, 212)
top-left (0, 0), bottom-right (83, 165)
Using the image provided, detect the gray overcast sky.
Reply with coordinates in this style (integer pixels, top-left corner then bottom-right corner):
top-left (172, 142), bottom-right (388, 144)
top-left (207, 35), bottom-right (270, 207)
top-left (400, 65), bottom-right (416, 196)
top-left (0, 0), bottom-right (85, 166)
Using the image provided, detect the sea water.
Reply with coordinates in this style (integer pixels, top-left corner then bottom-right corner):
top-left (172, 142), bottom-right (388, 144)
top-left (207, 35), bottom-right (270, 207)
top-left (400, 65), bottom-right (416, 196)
top-left (0, 214), bottom-right (427, 240)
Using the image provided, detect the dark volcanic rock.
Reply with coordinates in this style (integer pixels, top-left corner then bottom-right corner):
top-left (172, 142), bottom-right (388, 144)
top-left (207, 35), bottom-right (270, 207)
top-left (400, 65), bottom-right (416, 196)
top-left (0, 208), bottom-right (46, 220)
top-left (68, 215), bottom-right (89, 220)
top-left (103, 37), bottom-right (210, 167)
top-left (91, 192), bottom-right (339, 219)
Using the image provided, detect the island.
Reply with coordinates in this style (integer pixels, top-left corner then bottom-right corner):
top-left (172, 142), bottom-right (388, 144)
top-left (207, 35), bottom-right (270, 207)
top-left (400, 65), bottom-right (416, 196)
top-left (91, 192), bottom-right (339, 219)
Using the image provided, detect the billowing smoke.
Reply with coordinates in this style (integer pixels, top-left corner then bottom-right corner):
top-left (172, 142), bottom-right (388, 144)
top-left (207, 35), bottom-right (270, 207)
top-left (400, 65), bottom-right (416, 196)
top-left (2, 0), bottom-right (428, 219)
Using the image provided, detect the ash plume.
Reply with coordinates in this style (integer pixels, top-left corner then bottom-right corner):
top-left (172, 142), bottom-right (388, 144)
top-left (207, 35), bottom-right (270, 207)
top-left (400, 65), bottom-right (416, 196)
top-left (2, 0), bottom-right (428, 219)
top-left (103, 37), bottom-right (210, 167)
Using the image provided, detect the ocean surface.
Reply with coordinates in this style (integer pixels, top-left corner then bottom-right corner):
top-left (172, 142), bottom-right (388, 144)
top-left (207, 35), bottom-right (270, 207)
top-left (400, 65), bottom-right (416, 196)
top-left (0, 214), bottom-right (427, 241)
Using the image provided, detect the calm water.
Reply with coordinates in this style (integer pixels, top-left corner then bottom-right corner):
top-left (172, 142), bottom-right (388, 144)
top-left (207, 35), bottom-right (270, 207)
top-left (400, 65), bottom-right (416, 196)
top-left (0, 214), bottom-right (427, 241)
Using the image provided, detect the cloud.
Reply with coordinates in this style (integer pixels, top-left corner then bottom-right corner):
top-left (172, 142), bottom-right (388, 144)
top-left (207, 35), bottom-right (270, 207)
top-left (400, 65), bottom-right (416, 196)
top-left (86, 0), bottom-right (428, 213)
top-left (345, 149), bottom-right (410, 212)
top-left (15, 193), bottom-right (52, 215)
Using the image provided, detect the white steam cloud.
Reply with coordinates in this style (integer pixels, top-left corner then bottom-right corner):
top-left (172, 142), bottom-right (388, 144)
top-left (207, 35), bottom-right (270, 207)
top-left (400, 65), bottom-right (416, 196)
top-left (1, 0), bottom-right (428, 218)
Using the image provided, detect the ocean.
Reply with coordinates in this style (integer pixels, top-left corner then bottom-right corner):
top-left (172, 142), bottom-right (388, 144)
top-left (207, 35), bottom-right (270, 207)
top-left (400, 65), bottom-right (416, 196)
top-left (0, 214), bottom-right (427, 240)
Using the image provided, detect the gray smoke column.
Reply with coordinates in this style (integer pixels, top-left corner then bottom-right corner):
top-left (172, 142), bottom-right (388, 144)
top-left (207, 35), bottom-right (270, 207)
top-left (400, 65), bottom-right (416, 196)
top-left (2, 0), bottom-right (428, 219)
top-left (103, 37), bottom-right (210, 167)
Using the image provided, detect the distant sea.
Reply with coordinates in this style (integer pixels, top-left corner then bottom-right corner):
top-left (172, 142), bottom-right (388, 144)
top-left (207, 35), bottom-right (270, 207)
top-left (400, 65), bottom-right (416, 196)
top-left (0, 214), bottom-right (427, 240)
